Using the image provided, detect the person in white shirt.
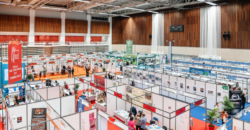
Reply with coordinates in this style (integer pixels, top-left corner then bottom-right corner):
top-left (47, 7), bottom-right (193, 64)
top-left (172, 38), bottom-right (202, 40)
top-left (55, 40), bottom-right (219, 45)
top-left (214, 102), bottom-right (220, 124)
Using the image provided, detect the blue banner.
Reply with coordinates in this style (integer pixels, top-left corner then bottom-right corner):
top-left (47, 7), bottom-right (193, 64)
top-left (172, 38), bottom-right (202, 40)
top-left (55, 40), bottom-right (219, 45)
top-left (77, 96), bottom-right (86, 112)
top-left (226, 75), bottom-right (237, 80)
top-left (208, 73), bottom-right (217, 77)
top-left (190, 68), bottom-right (211, 75)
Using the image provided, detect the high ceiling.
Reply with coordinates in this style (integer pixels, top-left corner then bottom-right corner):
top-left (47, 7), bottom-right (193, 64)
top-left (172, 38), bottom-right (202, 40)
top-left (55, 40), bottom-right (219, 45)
top-left (0, 0), bottom-right (226, 17)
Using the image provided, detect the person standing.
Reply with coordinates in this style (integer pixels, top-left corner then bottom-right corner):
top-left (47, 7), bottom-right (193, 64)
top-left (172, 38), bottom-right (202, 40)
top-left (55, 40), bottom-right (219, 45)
top-left (214, 102), bottom-right (220, 124)
top-left (242, 91), bottom-right (246, 109)
top-left (86, 66), bottom-right (90, 77)
top-left (221, 109), bottom-right (225, 124)
top-left (140, 114), bottom-right (147, 130)
top-left (128, 117), bottom-right (135, 130)
top-left (135, 114), bottom-right (142, 130)
top-left (68, 66), bottom-right (71, 78)
top-left (92, 68), bottom-right (95, 74)
top-left (223, 111), bottom-right (229, 124)
top-left (72, 67), bottom-right (74, 77)
top-left (127, 112), bottom-right (134, 123)
top-left (39, 71), bottom-right (42, 79)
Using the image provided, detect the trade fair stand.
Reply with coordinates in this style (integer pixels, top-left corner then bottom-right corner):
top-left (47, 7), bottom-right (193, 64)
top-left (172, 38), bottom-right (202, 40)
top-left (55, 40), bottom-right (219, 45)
top-left (106, 84), bottom-right (206, 130)
top-left (122, 66), bottom-right (238, 112)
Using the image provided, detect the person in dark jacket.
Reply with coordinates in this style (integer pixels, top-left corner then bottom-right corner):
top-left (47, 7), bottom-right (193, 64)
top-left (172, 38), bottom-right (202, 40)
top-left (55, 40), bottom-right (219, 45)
top-left (39, 71), bottom-right (42, 79)
top-left (86, 66), bottom-right (90, 77)
top-left (72, 67), bottom-right (74, 77)
top-left (242, 92), bottom-right (246, 109)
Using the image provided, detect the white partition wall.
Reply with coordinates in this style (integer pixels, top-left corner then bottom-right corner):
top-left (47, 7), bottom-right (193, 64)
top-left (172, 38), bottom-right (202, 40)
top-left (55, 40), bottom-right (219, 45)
top-left (61, 95), bottom-right (75, 116)
top-left (63, 114), bottom-right (80, 130)
top-left (206, 83), bottom-right (217, 109)
top-left (232, 118), bottom-right (244, 130)
top-left (217, 84), bottom-right (229, 111)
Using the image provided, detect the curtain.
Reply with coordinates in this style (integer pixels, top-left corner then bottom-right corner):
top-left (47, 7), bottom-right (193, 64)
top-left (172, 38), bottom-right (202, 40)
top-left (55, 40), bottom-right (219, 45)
top-left (199, 6), bottom-right (221, 59)
top-left (151, 13), bottom-right (164, 54)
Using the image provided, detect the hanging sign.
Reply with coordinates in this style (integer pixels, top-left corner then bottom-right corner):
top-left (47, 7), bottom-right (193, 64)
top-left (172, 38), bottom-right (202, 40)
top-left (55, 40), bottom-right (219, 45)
top-left (114, 92), bottom-right (122, 99)
top-left (39, 55), bottom-right (44, 57)
top-left (62, 54), bottom-right (66, 56)
top-left (99, 60), bottom-right (103, 62)
top-left (41, 58), bottom-right (46, 60)
top-left (27, 56), bottom-right (32, 58)
top-left (126, 40), bottom-right (133, 54)
top-left (56, 57), bottom-right (61, 59)
top-left (8, 43), bottom-right (22, 84)
top-left (143, 104), bottom-right (156, 112)
top-left (93, 59), bottom-right (96, 61)
top-left (176, 107), bottom-right (186, 116)
top-left (67, 60), bottom-right (73, 62)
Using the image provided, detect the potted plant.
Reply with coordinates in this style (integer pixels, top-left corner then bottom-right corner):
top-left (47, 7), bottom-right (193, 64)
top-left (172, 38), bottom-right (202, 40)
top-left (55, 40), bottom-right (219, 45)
top-left (74, 83), bottom-right (79, 95)
top-left (220, 96), bottom-right (234, 114)
top-left (204, 107), bottom-right (220, 130)
top-left (102, 68), bottom-right (106, 72)
top-left (27, 74), bottom-right (33, 81)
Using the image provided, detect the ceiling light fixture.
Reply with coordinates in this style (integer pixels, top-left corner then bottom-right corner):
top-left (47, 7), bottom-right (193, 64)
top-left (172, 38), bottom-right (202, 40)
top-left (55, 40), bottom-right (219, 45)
top-left (40, 6), bottom-right (67, 11)
top-left (148, 11), bottom-right (158, 13)
top-left (20, 4), bottom-right (32, 7)
top-left (72, 0), bottom-right (91, 3)
top-left (99, 13), bottom-right (117, 16)
top-left (126, 7), bottom-right (145, 11)
top-left (205, 2), bottom-right (217, 5)
top-left (121, 15), bottom-right (130, 17)
top-left (197, 0), bottom-right (205, 1)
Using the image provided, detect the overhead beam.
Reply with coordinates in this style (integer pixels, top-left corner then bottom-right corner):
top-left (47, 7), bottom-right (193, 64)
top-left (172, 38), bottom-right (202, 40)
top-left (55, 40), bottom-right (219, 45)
top-left (12, 0), bottom-right (21, 5)
top-left (66, 0), bottom-right (116, 12)
top-left (27, 0), bottom-right (40, 5)
top-left (92, 0), bottom-right (160, 14)
top-left (31, 0), bottom-right (52, 9)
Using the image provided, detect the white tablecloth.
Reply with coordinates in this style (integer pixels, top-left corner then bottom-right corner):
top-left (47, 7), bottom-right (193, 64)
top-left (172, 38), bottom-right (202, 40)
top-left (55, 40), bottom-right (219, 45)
top-left (147, 124), bottom-right (164, 130)
top-left (83, 92), bottom-right (96, 101)
top-left (114, 109), bottom-right (129, 123)
top-left (95, 102), bottom-right (106, 111)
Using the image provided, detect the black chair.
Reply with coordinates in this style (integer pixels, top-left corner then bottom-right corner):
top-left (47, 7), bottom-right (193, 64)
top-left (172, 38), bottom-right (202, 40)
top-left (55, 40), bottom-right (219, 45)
top-left (162, 126), bottom-right (167, 130)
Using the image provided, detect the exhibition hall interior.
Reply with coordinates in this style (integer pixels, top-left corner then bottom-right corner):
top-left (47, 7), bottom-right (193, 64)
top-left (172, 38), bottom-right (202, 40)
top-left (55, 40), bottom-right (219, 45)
top-left (0, 0), bottom-right (250, 130)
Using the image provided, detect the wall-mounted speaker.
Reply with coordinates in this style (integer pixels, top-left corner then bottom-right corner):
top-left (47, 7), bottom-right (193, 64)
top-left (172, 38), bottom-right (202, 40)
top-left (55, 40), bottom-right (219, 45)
top-left (149, 34), bottom-right (152, 39)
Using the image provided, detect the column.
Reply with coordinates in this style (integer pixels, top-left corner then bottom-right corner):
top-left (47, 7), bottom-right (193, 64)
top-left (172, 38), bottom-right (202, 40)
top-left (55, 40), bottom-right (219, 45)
top-left (28, 9), bottom-right (35, 45)
top-left (86, 14), bottom-right (91, 44)
top-left (108, 17), bottom-right (112, 51)
top-left (59, 12), bottom-right (66, 45)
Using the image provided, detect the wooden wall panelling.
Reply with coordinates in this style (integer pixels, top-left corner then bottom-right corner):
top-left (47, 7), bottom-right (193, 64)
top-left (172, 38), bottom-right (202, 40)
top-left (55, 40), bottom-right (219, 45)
top-left (91, 21), bottom-right (110, 34)
top-left (112, 17), bottom-right (123, 44)
top-left (112, 13), bottom-right (152, 45)
top-left (35, 17), bottom-right (61, 33)
top-left (0, 15), bottom-right (29, 32)
top-left (221, 0), bottom-right (250, 49)
top-left (66, 19), bottom-right (88, 33)
top-left (164, 8), bottom-right (200, 47)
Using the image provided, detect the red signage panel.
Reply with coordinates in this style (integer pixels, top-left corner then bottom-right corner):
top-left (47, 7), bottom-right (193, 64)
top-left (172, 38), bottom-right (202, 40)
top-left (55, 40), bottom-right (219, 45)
top-left (143, 104), bottom-right (156, 113)
top-left (176, 107), bottom-right (186, 116)
top-left (90, 82), bottom-right (96, 87)
top-left (98, 86), bottom-right (105, 91)
top-left (79, 78), bottom-right (84, 83)
top-left (8, 43), bottom-right (22, 84)
top-left (114, 92), bottom-right (122, 99)
top-left (194, 100), bottom-right (203, 106)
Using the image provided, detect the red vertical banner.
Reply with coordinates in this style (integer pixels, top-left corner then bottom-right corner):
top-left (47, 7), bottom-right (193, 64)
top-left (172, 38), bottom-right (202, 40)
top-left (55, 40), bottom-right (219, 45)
top-left (8, 43), bottom-right (22, 84)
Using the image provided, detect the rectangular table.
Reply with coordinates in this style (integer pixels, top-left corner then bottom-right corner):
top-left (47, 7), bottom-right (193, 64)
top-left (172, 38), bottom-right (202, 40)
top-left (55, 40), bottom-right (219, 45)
top-left (147, 124), bottom-right (164, 130)
top-left (114, 109), bottom-right (129, 123)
